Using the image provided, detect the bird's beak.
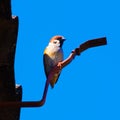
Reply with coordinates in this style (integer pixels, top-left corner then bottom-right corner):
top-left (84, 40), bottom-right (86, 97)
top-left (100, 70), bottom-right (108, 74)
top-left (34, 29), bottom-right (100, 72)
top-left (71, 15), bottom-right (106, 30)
top-left (59, 39), bottom-right (65, 47)
top-left (62, 38), bottom-right (66, 41)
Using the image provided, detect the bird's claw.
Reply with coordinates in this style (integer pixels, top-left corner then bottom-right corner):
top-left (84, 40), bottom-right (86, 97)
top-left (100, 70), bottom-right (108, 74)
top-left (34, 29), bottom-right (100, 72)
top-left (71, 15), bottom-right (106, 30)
top-left (57, 62), bottom-right (63, 70)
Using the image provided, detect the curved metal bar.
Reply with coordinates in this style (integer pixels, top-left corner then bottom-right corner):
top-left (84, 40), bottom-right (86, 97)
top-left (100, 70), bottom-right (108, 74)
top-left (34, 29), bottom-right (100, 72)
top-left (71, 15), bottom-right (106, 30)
top-left (0, 37), bottom-right (107, 108)
top-left (0, 76), bottom-right (50, 107)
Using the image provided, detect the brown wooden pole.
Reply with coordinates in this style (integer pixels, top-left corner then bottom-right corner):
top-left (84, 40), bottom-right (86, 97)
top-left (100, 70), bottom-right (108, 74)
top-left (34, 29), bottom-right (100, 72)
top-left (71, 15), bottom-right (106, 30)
top-left (0, 0), bottom-right (22, 119)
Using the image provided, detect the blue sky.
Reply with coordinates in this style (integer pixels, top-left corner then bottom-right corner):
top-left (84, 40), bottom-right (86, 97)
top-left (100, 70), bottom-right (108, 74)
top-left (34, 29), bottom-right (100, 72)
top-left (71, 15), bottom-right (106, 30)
top-left (12, 0), bottom-right (120, 120)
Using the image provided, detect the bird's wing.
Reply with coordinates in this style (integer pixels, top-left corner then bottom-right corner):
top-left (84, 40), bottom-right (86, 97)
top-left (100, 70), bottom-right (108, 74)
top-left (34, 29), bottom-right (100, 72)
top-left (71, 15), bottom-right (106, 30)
top-left (43, 48), bottom-right (63, 88)
top-left (43, 53), bottom-right (53, 78)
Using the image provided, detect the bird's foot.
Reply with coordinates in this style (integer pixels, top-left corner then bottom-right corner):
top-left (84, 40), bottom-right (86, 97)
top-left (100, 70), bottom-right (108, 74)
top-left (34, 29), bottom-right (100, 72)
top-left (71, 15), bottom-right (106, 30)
top-left (57, 61), bottom-right (63, 70)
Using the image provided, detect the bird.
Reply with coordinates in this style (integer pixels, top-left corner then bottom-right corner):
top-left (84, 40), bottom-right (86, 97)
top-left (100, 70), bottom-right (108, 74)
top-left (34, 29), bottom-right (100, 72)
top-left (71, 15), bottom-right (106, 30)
top-left (43, 35), bottom-right (65, 88)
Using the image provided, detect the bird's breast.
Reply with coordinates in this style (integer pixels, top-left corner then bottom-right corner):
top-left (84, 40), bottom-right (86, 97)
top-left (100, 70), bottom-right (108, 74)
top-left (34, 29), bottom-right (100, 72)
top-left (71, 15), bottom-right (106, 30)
top-left (44, 46), bottom-right (63, 66)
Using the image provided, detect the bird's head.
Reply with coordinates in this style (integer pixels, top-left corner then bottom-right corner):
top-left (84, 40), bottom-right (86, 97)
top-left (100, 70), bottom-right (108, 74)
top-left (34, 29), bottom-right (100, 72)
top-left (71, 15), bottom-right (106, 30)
top-left (49, 35), bottom-right (66, 47)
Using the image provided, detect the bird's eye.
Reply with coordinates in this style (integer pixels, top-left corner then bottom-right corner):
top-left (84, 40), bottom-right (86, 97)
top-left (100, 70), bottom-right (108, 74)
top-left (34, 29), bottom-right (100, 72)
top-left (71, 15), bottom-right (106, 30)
top-left (53, 41), bottom-right (57, 44)
top-left (53, 40), bottom-right (58, 44)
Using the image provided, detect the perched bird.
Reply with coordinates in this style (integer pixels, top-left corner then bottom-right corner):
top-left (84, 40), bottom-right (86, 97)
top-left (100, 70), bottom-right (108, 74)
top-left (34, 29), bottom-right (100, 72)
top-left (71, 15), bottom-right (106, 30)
top-left (43, 35), bottom-right (65, 88)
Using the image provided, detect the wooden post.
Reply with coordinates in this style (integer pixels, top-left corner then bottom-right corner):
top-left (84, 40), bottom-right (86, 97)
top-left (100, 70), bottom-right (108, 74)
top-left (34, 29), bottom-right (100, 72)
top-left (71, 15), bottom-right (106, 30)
top-left (0, 0), bottom-right (22, 120)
